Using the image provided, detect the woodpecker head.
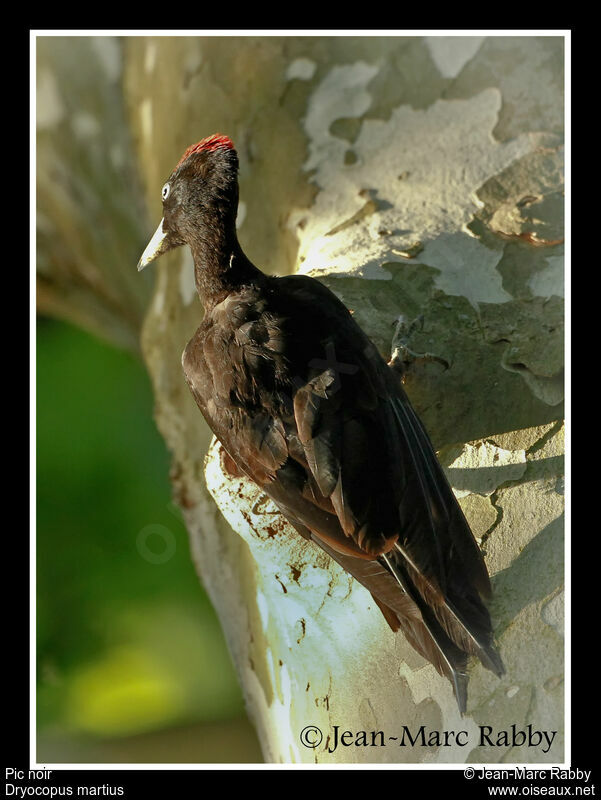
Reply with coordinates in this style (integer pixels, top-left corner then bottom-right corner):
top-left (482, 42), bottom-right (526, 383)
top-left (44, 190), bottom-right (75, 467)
top-left (137, 134), bottom-right (239, 271)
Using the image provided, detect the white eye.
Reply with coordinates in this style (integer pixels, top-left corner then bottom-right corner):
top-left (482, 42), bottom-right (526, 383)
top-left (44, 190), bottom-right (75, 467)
top-left (161, 183), bottom-right (170, 200)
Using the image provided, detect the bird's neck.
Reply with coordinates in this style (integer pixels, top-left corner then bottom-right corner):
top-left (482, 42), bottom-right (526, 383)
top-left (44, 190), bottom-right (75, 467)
top-left (189, 227), bottom-right (262, 310)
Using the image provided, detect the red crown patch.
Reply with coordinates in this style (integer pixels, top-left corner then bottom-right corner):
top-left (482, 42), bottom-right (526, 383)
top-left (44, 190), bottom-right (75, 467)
top-left (175, 134), bottom-right (235, 170)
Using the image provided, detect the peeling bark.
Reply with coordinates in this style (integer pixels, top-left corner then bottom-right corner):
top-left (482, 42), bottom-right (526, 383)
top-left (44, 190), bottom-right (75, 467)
top-left (36, 34), bottom-right (565, 764)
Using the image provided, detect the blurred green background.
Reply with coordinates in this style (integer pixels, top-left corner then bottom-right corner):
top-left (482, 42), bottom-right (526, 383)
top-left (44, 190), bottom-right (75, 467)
top-left (36, 315), bottom-right (262, 763)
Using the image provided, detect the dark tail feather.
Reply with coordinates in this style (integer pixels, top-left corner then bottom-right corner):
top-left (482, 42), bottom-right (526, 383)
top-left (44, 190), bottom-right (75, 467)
top-left (381, 553), bottom-right (470, 714)
top-left (280, 510), bottom-right (501, 714)
top-left (393, 543), bottom-right (505, 679)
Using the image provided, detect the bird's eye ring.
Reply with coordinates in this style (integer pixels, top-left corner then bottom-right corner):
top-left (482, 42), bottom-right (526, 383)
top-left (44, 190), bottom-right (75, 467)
top-left (162, 183), bottom-right (170, 200)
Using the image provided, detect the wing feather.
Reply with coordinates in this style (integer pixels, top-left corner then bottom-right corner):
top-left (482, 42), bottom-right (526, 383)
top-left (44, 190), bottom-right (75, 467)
top-left (181, 274), bottom-right (503, 712)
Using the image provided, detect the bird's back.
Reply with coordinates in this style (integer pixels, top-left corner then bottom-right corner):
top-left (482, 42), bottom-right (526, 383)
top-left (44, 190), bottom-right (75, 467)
top-left (182, 271), bottom-right (503, 712)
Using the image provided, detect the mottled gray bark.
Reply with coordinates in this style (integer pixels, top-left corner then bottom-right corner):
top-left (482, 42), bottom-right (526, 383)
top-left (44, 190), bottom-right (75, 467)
top-left (36, 34), bottom-right (565, 764)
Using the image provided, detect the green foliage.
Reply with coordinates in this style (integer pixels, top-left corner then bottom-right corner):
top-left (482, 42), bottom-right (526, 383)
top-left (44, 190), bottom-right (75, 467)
top-left (36, 318), bottom-right (244, 739)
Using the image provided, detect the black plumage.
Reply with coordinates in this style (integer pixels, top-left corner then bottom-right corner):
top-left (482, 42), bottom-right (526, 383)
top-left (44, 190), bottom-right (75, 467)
top-left (138, 133), bottom-right (504, 713)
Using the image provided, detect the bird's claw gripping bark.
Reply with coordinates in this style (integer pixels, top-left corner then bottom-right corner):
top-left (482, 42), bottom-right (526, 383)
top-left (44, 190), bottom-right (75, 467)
top-left (388, 314), bottom-right (450, 380)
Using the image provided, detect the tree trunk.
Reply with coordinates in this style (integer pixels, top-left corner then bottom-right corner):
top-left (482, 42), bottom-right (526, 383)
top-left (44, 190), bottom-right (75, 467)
top-left (36, 34), bottom-right (565, 764)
